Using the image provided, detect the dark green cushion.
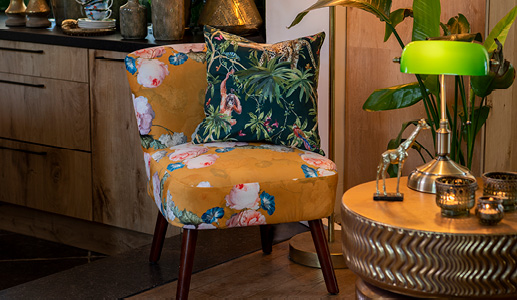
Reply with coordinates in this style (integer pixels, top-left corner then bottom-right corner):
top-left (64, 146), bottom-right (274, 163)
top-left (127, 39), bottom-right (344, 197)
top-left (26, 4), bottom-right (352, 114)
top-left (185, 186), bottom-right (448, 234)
top-left (192, 26), bottom-right (326, 155)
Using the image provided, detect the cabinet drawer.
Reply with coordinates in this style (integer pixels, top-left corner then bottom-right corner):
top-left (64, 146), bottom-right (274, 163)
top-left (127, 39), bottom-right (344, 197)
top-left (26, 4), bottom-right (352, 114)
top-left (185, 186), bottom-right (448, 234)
top-left (0, 40), bottom-right (88, 82)
top-left (0, 139), bottom-right (92, 220)
top-left (0, 72), bottom-right (90, 151)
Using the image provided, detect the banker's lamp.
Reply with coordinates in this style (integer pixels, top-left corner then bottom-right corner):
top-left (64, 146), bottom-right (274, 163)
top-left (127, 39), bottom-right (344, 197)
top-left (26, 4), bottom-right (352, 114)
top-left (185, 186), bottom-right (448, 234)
top-left (400, 40), bottom-right (489, 193)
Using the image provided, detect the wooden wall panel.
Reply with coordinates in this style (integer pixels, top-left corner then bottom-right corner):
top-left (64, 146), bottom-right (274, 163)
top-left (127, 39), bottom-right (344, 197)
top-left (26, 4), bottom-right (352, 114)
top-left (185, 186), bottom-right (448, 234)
top-left (343, 0), bottom-right (487, 190)
top-left (484, 0), bottom-right (517, 172)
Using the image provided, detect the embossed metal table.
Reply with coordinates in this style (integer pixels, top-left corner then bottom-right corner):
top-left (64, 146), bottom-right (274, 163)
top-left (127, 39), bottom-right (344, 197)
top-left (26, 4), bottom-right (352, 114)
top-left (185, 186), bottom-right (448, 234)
top-left (341, 177), bottom-right (517, 298)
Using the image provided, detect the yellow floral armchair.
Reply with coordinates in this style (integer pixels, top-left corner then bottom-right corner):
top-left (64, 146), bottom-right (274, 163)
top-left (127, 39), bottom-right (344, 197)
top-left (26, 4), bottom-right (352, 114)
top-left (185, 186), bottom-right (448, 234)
top-left (125, 43), bottom-right (339, 299)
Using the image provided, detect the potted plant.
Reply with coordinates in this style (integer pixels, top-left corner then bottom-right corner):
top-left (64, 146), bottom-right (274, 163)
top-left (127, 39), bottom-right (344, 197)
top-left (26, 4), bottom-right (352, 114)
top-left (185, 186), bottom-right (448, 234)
top-left (290, 0), bottom-right (516, 176)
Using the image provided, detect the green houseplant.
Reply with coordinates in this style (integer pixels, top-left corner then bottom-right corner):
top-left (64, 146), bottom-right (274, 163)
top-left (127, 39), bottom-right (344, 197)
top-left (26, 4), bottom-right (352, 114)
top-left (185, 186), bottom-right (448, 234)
top-left (290, 0), bottom-right (517, 176)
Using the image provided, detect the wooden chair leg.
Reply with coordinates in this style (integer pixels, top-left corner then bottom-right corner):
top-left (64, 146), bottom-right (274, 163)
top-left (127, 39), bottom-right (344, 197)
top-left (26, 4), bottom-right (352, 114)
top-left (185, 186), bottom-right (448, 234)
top-left (308, 219), bottom-right (339, 295)
top-left (149, 212), bottom-right (168, 263)
top-left (176, 228), bottom-right (198, 300)
top-left (259, 225), bottom-right (273, 254)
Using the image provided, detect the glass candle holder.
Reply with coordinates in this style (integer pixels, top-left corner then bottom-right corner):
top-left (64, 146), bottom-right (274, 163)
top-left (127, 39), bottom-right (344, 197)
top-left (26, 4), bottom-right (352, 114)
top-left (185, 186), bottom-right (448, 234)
top-left (435, 176), bottom-right (478, 217)
top-left (475, 196), bottom-right (504, 225)
top-left (482, 172), bottom-right (517, 212)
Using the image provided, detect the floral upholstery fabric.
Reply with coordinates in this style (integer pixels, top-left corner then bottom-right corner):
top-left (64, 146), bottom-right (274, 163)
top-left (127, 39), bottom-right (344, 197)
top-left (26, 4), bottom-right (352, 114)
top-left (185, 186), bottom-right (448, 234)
top-left (192, 26), bottom-right (326, 155)
top-left (126, 44), bottom-right (337, 230)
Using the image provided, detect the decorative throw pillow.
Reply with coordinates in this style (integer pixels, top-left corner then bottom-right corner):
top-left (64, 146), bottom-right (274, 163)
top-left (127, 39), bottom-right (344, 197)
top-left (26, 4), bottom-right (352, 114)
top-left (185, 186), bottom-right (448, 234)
top-left (192, 25), bottom-right (326, 155)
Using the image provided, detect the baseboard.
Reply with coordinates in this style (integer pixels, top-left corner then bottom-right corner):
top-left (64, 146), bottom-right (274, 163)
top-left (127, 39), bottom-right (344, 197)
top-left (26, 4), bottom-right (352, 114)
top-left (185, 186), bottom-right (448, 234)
top-left (0, 202), bottom-right (180, 255)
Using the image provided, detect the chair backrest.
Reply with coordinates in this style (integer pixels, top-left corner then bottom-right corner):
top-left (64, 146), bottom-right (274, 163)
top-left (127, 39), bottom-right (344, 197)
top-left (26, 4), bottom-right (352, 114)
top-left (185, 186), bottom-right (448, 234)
top-left (125, 44), bottom-right (207, 153)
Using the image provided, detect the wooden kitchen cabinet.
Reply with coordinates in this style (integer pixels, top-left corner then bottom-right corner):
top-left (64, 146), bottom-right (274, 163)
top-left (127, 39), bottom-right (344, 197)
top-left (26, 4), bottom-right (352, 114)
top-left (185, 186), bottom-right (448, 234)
top-left (89, 50), bottom-right (156, 234)
top-left (0, 139), bottom-right (92, 220)
top-left (0, 41), bottom-right (157, 234)
top-left (0, 41), bottom-right (92, 219)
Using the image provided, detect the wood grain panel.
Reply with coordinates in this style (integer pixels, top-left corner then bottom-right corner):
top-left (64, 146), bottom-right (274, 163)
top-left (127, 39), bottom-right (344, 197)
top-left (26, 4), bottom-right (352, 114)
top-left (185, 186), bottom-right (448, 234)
top-left (0, 72), bottom-right (91, 151)
top-left (344, 0), bottom-right (487, 190)
top-left (90, 50), bottom-right (167, 235)
top-left (484, 0), bottom-right (517, 172)
top-left (0, 139), bottom-right (92, 220)
top-left (0, 40), bottom-right (88, 82)
top-left (0, 203), bottom-right (153, 255)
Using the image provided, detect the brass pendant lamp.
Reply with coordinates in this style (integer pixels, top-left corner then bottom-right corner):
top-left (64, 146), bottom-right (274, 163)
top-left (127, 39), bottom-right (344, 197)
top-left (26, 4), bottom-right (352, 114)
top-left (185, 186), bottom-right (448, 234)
top-left (198, 0), bottom-right (263, 35)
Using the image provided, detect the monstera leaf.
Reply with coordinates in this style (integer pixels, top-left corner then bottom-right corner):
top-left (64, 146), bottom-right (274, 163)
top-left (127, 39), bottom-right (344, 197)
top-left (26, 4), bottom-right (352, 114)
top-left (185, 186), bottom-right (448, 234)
top-left (289, 0), bottom-right (392, 28)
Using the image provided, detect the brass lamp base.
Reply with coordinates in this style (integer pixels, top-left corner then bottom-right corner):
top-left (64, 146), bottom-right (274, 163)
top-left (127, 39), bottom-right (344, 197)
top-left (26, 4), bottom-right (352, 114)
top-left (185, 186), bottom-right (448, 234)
top-left (289, 230), bottom-right (347, 269)
top-left (407, 156), bottom-right (475, 194)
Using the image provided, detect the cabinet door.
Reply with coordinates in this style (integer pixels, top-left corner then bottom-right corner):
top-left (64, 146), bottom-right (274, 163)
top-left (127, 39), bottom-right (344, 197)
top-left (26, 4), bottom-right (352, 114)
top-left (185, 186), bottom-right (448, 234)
top-left (0, 72), bottom-right (90, 151)
top-left (0, 40), bottom-right (88, 82)
top-left (89, 50), bottom-right (156, 234)
top-left (0, 139), bottom-right (92, 220)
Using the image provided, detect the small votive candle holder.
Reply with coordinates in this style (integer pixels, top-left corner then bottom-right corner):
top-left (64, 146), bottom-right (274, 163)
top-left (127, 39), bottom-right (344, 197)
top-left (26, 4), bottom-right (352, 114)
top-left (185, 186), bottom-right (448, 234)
top-left (435, 176), bottom-right (478, 217)
top-left (482, 172), bottom-right (517, 212)
top-left (475, 196), bottom-right (504, 225)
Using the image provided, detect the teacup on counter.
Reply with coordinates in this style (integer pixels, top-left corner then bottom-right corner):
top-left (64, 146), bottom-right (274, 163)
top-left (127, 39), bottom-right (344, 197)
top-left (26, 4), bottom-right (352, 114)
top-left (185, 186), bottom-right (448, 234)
top-left (76, 0), bottom-right (113, 21)
top-left (85, 8), bottom-right (112, 21)
top-left (84, 0), bottom-right (113, 10)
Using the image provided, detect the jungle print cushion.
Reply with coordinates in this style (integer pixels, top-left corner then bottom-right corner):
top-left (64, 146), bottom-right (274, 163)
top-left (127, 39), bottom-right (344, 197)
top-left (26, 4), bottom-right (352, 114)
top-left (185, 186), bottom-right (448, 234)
top-left (192, 26), bottom-right (326, 155)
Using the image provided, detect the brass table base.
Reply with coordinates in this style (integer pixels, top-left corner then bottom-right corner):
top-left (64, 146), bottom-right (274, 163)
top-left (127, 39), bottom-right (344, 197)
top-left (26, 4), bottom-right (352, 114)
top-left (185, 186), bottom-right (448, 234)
top-left (356, 278), bottom-right (417, 300)
top-left (288, 230), bottom-right (347, 269)
top-left (343, 178), bottom-right (517, 298)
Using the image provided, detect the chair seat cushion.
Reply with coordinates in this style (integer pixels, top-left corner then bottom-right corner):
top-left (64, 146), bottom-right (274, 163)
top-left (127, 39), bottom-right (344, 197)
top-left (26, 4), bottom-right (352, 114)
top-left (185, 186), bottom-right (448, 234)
top-left (146, 142), bottom-right (337, 229)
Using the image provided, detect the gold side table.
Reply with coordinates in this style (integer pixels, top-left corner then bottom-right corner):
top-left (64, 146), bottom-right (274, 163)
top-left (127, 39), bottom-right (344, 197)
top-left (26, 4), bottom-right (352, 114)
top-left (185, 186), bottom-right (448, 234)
top-left (342, 177), bottom-right (517, 298)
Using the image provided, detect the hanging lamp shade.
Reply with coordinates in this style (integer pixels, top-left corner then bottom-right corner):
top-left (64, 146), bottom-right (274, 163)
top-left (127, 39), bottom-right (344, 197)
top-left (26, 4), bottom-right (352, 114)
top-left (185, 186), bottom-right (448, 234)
top-left (400, 40), bottom-right (489, 76)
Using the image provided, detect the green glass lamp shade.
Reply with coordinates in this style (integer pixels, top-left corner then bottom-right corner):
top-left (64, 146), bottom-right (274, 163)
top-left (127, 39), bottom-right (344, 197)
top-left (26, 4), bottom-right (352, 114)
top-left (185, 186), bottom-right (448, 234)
top-left (400, 41), bottom-right (489, 76)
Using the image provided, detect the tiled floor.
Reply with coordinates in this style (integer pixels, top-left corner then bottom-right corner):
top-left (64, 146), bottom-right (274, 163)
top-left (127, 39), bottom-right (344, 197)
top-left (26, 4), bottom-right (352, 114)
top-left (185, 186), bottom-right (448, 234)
top-left (0, 230), bottom-right (107, 290)
top-left (0, 223), bottom-right (307, 299)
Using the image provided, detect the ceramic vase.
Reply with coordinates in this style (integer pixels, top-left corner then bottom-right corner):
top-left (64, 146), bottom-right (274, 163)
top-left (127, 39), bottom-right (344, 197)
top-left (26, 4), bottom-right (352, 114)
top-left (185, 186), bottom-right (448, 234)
top-left (25, 0), bottom-right (51, 28)
top-left (120, 0), bottom-right (147, 39)
top-left (151, 0), bottom-right (185, 41)
top-left (5, 0), bottom-right (26, 27)
top-left (50, 0), bottom-right (83, 26)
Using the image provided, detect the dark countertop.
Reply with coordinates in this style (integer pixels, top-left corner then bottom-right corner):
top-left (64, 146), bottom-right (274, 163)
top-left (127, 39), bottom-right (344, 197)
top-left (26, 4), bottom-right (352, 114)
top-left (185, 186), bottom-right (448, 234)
top-left (0, 15), bottom-right (205, 53)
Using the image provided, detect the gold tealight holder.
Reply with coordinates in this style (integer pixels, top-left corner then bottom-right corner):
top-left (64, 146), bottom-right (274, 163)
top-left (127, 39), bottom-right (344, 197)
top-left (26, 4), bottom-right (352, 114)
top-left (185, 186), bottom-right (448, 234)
top-left (475, 196), bottom-right (504, 225)
top-left (482, 172), bottom-right (517, 212)
top-left (435, 176), bottom-right (478, 217)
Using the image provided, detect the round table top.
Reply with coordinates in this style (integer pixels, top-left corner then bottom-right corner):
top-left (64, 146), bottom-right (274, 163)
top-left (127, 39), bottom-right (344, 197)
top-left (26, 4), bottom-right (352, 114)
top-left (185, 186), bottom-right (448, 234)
top-left (342, 177), bottom-right (517, 235)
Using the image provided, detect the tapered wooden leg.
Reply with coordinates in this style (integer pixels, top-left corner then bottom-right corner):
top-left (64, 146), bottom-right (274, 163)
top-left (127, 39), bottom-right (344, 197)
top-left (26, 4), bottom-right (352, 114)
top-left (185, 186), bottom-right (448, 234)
top-left (149, 212), bottom-right (168, 263)
top-left (259, 225), bottom-right (273, 254)
top-left (308, 219), bottom-right (339, 294)
top-left (176, 228), bottom-right (198, 300)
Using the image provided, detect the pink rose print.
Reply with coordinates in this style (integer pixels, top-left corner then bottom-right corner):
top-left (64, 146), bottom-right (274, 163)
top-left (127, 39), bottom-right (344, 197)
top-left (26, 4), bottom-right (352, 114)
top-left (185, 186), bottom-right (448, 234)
top-left (225, 183), bottom-right (260, 210)
top-left (136, 59), bottom-right (169, 88)
top-left (134, 47), bottom-right (166, 59)
top-left (183, 223), bottom-right (216, 230)
top-left (170, 43), bottom-right (205, 53)
top-left (144, 152), bottom-right (151, 180)
top-left (168, 144), bottom-right (208, 161)
top-left (300, 152), bottom-right (337, 171)
top-left (152, 172), bottom-right (162, 210)
top-left (318, 168), bottom-right (336, 177)
top-left (226, 210), bottom-right (266, 228)
top-left (133, 95), bottom-right (155, 135)
top-left (185, 154), bottom-right (219, 169)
